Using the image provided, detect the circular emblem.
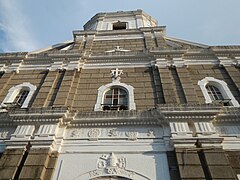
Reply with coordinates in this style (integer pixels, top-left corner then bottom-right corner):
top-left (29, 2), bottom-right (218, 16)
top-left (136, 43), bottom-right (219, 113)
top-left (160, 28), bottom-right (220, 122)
top-left (88, 128), bottom-right (101, 138)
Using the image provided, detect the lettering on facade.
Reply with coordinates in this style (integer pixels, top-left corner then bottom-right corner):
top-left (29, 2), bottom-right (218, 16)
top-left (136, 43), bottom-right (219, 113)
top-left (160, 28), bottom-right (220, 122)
top-left (126, 129), bottom-right (138, 140)
top-left (69, 128), bottom-right (160, 139)
top-left (89, 153), bottom-right (135, 179)
top-left (108, 128), bottom-right (118, 137)
top-left (147, 129), bottom-right (155, 137)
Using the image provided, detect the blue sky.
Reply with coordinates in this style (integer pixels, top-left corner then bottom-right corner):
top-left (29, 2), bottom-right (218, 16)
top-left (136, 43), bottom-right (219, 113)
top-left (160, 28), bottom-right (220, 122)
top-left (0, 0), bottom-right (240, 52)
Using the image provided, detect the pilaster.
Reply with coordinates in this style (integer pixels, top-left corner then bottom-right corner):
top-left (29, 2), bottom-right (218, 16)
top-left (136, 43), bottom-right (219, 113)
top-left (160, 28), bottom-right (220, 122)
top-left (176, 67), bottom-right (199, 104)
top-left (53, 70), bottom-right (76, 107)
top-left (224, 65), bottom-right (240, 92)
top-left (158, 67), bottom-right (178, 104)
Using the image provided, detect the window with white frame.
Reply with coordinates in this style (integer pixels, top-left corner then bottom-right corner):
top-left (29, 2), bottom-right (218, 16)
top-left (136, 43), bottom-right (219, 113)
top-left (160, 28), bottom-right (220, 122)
top-left (198, 77), bottom-right (239, 107)
top-left (94, 82), bottom-right (136, 111)
top-left (206, 85), bottom-right (224, 101)
top-left (1, 82), bottom-right (37, 108)
top-left (102, 87), bottom-right (128, 111)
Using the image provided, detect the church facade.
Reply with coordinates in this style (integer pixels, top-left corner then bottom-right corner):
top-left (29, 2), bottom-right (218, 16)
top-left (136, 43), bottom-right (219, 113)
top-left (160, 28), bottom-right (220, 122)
top-left (0, 10), bottom-right (240, 180)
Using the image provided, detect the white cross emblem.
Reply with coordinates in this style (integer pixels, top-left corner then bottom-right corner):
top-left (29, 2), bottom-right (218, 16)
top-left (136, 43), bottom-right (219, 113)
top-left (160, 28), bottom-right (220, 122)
top-left (111, 68), bottom-right (123, 81)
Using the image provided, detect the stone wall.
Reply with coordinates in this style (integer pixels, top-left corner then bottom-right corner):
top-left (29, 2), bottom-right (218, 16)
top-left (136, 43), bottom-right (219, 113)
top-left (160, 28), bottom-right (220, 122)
top-left (0, 64), bottom-right (239, 111)
top-left (91, 39), bottom-right (145, 53)
top-left (0, 70), bottom-right (47, 105)
top-left (188, 65), bottom-right (240, 103)
top-left (0, 148), bottom-right (58, 180)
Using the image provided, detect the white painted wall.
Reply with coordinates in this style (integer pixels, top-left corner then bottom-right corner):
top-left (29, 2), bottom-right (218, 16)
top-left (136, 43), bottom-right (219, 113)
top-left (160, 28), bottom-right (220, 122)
top-left (53, 151), bottom-right (170, 180)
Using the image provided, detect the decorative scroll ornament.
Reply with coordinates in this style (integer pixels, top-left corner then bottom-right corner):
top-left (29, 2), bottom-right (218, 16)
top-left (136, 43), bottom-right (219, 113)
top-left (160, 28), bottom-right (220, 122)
top-left (111, 68), bottom-right (123, 81)
top-left (71, 129), bottom-right (81, 137)
top-left (0, 131), bottom-right (8, 138)
top-left (105, 46), bottom-right (130, 53)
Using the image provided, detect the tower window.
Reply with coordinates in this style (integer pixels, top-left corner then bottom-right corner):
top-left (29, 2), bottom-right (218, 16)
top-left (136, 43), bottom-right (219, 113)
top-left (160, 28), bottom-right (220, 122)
top-left (102, 88), bottom-right (128, 111)
top-left (13, 89), bottom-right (29, 106)
top-left (113, 21), bottom-right (127, 30)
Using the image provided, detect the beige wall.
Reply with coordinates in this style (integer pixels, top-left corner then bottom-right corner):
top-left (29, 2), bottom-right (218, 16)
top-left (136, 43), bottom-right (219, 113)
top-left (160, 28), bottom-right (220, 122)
top-left (0, 65), bottom-right (239, 111)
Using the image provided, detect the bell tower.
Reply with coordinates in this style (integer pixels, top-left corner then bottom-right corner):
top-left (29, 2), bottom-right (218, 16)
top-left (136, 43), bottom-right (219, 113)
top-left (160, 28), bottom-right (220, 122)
top-left (84, 9), bottom-right (158, 31)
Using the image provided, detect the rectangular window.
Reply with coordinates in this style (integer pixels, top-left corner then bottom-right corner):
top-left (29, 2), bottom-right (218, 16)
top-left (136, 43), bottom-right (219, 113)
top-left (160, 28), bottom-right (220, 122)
top-left (113, 22), bottom-right (127, 30)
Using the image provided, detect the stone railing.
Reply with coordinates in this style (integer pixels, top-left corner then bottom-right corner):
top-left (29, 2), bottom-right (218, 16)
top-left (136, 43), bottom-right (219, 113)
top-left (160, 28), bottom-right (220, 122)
top-left (74, 110), bottom-right (139, 119)
top-left (8, 107), bottom-right (69, 115)
top-left (157, 104), bottom-right (222, 112)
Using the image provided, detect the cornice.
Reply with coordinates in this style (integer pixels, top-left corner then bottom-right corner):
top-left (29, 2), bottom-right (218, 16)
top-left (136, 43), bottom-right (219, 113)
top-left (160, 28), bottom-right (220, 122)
top-left (0, 105), bottom-right (239, 127)
top-left (74, 26), bottom-right (166, 38)
top-left (88, 51), bottom-right (150, 59)
top-left (214, 107), bottom-right (240, 122)
top-left (82, 52), bottom-right (153, 68)
top-left (0, 52), bottom-right (27, 60)
top-left (1, 51), bottom-right (239, 72)
top-left (63, 105), bottom-right (230, 126)
top-left (0, 107), bottom-right (68, 126)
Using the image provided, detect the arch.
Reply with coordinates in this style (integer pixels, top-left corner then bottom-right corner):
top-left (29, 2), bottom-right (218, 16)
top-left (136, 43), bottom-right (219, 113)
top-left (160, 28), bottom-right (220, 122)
top-left (198, 77), bottom-right (239, 107)
top-left (94, 82), bottom-right (136, 111)
top-left (1, 82), bottom-right (37, 108)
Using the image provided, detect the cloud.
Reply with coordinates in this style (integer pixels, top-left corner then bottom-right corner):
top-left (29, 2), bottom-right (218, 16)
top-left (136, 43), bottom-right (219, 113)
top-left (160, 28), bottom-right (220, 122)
top-left (0, 1), bottom-right (39, 52)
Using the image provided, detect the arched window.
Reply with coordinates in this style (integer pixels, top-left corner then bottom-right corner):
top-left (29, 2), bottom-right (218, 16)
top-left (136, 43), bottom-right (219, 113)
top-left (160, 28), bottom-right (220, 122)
top-left (102, 87), bottom-right (128, 111)
top-left (94, 82), bottom-right (136, 111)
top-left (198, 77), bottom-right (239, 107)
top-left (206, 85), bottom-right (224, 101)
top-left (1, 82), bottom-right (37, 108)
top-left (13, 89), bottom-right (30, 106)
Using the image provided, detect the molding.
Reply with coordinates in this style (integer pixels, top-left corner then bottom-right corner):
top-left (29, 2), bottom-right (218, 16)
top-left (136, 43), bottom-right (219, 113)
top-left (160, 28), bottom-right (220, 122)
top-left (35, 124), bottom-right (57, 137)
top-left (165, 36), bottom-right (209, 49)
top-left (194, 122), bottom-right (216, 135)
top-left (6, 61), bottom-right (23, 73)
top-left (11, 125), bottom-right (35, 140)
top-left (28, 40), bottom-right (74, 55)
top-left (170, 122), bottom-right (192, 137)
top-left (94, 33), bottom-right (144, 41)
